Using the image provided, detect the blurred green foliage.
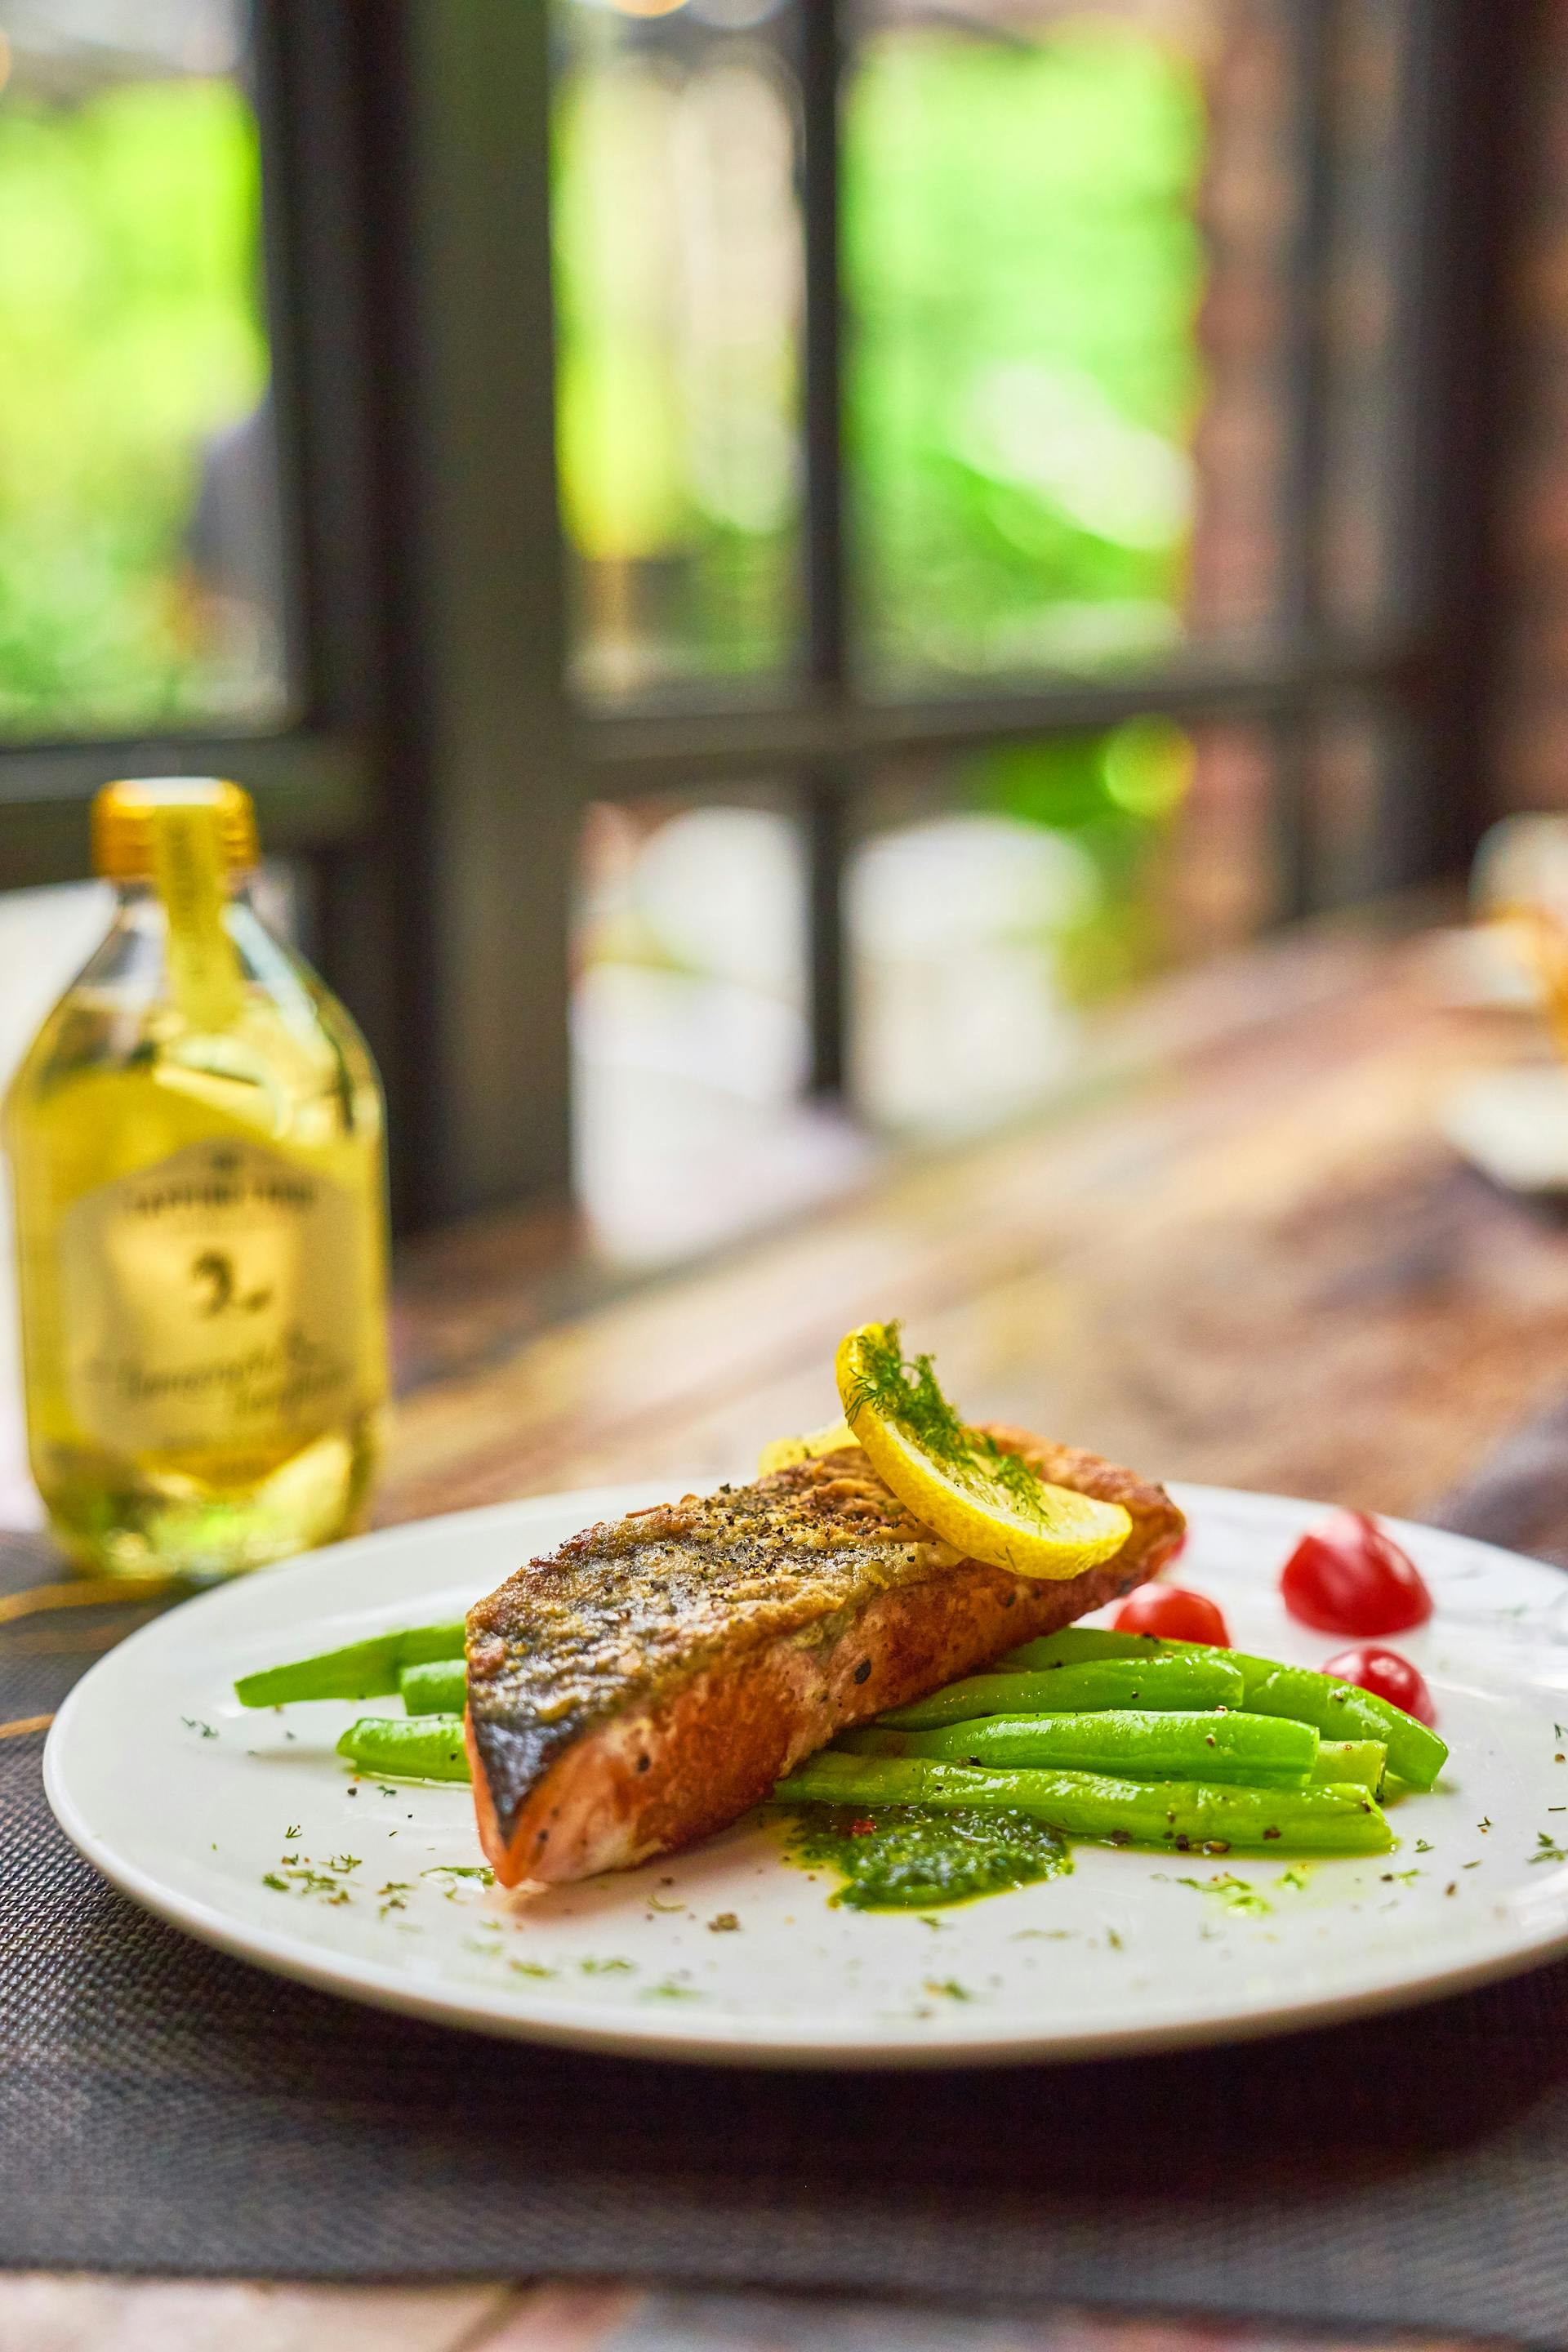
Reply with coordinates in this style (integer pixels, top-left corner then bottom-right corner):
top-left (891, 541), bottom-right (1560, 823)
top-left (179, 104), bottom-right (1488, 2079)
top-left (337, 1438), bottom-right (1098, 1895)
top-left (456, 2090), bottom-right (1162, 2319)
top-left (964, 719), bottom-right (1200, 995)
top-left (848, 22), bottom-right (1205, 679)
top-left (0, 78), bottom-right (269, 738)
top-left (851, 23), bottom-right (1207, 987)
top-left (2, 19), bottom-right (1209, 977)
top-left (552, 12), bottom-right (1205, 702)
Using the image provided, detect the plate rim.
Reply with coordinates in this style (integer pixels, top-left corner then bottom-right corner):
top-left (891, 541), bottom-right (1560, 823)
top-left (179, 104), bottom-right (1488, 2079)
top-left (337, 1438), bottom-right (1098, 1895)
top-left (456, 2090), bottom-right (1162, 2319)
top-left (42, 1480), bottom-right (1568, 2069)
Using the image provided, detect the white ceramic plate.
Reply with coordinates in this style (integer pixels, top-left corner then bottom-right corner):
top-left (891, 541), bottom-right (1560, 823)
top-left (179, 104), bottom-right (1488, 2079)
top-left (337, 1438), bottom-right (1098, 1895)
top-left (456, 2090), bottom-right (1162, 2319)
top-left (45, 1481), bottom-right (1568, 2068)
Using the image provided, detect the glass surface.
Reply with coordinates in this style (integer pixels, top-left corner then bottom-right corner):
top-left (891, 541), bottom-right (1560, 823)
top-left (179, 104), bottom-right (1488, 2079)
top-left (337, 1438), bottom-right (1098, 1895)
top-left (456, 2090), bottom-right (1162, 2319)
top-left (0, 0), bottom-right (286, 739)
top-left (848, 0), bottom-right (1205, 680)
top-left (0, 864), bottom-right (301, 1529)
top-left (846, 0), bottom-right (1298, 681)
top-left (1304, 706), bottom-right (1423, 911)
top-left (849, 720), bottom-right (1277, 1134)
top-left (0, 881), bottom-right (114, 1522)
top-left (553, 0), bottom-right (805, 700)
top-left (1153, 719), bottom-right (1278, 956)
top-left (572, 796), bottom-right (871, 1263)
top-left (2, 871), bottom-right (386, 1577)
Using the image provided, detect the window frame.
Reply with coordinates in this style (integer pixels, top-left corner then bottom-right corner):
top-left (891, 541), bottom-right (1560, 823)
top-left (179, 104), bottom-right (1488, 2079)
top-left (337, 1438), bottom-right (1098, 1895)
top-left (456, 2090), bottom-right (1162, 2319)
top-left (0, 0), bottom-right (1529, 1231)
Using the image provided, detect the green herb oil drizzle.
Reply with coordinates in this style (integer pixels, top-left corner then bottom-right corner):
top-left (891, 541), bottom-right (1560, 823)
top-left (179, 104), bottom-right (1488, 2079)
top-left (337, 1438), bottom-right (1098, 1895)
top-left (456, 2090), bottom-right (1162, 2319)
top-left (785, 1802), bottom-right (1071, 1912)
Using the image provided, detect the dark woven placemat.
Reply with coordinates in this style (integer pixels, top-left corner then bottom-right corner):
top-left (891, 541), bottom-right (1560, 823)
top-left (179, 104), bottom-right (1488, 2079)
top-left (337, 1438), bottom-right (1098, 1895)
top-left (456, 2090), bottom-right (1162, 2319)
top-left (4, 1531), bottom-right (1568, 2346)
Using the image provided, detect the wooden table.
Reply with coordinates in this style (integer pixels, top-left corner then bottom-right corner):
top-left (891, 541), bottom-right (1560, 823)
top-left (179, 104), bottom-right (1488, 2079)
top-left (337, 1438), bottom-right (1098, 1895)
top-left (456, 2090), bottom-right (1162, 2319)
top-left (7, 907), bottom-right (1563, 2350)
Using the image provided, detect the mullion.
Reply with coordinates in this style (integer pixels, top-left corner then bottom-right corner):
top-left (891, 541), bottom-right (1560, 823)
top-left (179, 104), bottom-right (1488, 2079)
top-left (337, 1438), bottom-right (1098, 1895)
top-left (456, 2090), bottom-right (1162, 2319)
top-left (573, 632), bottom-right (1420, 799)
top-left (0, 734), bottom-right (368, 893)
top-left (1379, 0), bottom-right (1529, 885)
top-left (249, 0), bottom-right (315, 723)
top-left (802, 0), bottom-right (848, 693)
top-left (1271, 0), bottom-right (1339, 921)
top-left (800, 0), bottom-right (850, 1098)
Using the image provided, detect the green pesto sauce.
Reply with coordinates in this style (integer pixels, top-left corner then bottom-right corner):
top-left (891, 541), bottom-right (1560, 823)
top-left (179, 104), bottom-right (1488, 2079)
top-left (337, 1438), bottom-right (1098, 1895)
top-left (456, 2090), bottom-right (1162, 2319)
top-left (784, 1802), bottom-right (1071, 1911)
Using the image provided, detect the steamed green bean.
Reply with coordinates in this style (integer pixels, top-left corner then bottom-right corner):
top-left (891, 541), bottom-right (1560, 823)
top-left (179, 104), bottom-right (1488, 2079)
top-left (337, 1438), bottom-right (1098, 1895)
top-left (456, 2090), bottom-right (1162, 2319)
top-left (399, 1658), bottom-right (468, 1716)
top-left (1308, 1740), bottom-right (1385, 1793)
top-left (875, 1653), bottom-right (1242, 1731)
top-left (837, 1706), bottom-right (1316, 1788)
top-left (1001, 1627), bottom-right (1446, 1789)
top-left (236, 1619), bottom-right (466, 1708)
top-left (336, 1713), bottom-right (471, 1782)
top-left (777, 1751), bottom-right (1392, 1855)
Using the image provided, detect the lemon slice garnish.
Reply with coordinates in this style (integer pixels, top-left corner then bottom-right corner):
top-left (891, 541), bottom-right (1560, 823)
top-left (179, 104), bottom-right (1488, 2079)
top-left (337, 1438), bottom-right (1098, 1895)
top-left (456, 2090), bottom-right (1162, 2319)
top-left (835, 1321), bottom-right (1130, 1581)
top-left (757, 1419), bottom-right (858, 1477)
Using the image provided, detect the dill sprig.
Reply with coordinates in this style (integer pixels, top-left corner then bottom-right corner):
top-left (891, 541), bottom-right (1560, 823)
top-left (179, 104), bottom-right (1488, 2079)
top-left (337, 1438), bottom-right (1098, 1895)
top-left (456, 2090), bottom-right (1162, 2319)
top-left (847, 1322), bottom-right (1054, 1523)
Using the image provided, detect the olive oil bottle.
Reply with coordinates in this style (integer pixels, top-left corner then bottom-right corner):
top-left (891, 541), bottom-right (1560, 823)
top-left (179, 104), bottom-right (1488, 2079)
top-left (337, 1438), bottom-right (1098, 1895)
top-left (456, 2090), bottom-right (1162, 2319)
top-left (2, 779), bottom-right (388, 1579)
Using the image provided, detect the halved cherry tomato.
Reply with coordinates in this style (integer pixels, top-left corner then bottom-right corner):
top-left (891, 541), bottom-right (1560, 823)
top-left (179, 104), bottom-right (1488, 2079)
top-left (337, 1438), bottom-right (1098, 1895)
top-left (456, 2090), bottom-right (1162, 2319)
top-left (1280, 1511), bottom-right (1432, 1636)
top-left (1114, 1584), bottom-right (1230, 1646)
top-left (1322, 1643), bottom-right (1436, 1727)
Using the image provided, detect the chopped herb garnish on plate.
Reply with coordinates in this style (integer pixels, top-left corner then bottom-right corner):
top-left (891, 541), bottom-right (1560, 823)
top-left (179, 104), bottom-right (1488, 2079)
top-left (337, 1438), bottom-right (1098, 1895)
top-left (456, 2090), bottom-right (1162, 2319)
top-left (1175, 1873), bottom-right (1272, 1918)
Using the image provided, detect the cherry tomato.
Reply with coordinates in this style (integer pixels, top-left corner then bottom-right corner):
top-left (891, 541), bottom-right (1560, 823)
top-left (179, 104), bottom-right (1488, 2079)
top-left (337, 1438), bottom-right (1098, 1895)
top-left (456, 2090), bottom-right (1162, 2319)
top-left (1280, 1511), bottom-right (1432, 1636)
top-left (1114, 1584), bottom-right (1230, 1646)
top-left (1322, 1643), bottom-right (1437, 1727)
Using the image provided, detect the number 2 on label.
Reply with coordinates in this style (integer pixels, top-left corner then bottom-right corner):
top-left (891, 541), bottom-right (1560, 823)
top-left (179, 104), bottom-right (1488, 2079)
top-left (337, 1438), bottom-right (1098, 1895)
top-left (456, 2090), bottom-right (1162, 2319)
top-left (190, 1250), bottom-right (272, 1318)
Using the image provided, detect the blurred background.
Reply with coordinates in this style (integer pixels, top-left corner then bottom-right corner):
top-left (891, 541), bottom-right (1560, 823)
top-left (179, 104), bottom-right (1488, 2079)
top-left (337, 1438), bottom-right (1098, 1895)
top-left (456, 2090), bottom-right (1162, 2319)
top-left (0, 1), bottom-right (1550, 1402)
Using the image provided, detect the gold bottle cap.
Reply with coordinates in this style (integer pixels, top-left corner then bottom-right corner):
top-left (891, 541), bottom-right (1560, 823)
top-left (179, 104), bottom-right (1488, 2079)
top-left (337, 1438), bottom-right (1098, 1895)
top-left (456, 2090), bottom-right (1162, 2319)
top-left (92, 777), bottom-right (259, 882)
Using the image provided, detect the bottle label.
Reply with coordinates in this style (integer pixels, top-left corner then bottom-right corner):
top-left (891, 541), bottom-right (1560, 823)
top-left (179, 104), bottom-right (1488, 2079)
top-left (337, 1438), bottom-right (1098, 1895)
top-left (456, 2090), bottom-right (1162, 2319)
top-left (59, 1138), bottom-right (380, 1459)
top-left (149, 800), bottom-right (243, 1031)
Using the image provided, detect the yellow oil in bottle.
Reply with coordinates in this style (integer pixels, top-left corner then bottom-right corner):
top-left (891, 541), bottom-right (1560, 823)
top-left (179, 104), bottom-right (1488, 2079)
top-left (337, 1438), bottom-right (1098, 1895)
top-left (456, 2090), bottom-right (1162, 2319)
top-left (2, 779), bottom-right (388, 1580)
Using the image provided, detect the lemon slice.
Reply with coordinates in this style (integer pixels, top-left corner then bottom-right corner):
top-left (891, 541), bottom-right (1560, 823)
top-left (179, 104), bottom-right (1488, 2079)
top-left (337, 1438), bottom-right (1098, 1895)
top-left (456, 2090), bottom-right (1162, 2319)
top-left (757, 1419), bottom-right (858, 1476)
top-left (835, 1322), bottom-right (1130, 1581)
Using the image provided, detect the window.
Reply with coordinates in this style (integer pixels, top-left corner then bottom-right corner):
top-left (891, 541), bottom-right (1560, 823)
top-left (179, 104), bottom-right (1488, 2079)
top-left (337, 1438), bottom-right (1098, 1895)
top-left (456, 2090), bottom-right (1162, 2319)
top-left (0, 0), bottom-right (286, 737)
top-left (554, 1), bottom-right (805, 697)
top-left (0, 0), bottom-right (1521, 1251)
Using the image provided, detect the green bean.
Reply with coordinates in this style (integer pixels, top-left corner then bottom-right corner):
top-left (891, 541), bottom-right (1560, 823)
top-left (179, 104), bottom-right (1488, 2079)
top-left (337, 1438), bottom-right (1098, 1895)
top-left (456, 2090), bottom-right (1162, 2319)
top-left (1004, 1626), bottom-right (1284, 1693)
top-left (1309, 1740), bottom-right (1385, 1794)
top-left (402, 1622), bottom-right (469, 1665)
top-left (1242, 1668), bottom-right (1446, 1791)
top-left (235, 1620), bottom-right (466, 1708)
top-left (1003, 1628), bottom-right (1447, 1789)
top-left (875, 1653), bottom-right (1242, 1731)
top-left (1002, 1628), bottom-right (1170, 1672)
top-left (336, 1713), bottom-right (471, 1782)
top-left (1002, 1627), bottom-right (1276, 1689)
top-left (400, 1659), bottom-right (467, 1716)
top-left (836, 1707), bottom-right (1316, 1788)
top-left (776, 1752), bottom-right (1392, 1855)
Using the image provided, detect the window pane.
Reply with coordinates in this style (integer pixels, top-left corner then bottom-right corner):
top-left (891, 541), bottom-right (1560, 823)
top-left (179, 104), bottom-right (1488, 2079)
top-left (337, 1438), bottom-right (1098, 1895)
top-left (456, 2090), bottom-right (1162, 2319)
top-left (1303, 703), bottom-right (1419, 908)
top-left (0, 0), bottom-right (287, 738)
top-left (849, 720), bottom-right (1277, 1133)
top-left (845, 0), bottom-right (1297, 681)
top-left (553, 1), bottom-right (805, 701)
top-left (573, 796), bottom-right (869, 1263)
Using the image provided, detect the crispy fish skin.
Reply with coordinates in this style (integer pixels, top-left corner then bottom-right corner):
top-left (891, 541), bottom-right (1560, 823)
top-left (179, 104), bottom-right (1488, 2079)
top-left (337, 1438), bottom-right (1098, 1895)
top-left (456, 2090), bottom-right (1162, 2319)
top-left (466, 1432), bottom-right (1183, 1886)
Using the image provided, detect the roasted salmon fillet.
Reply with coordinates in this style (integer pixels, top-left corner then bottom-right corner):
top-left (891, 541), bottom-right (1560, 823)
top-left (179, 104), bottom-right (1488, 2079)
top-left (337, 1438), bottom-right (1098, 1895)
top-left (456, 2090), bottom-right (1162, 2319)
top-left (466, 1428), bottom-right (1183, 1886)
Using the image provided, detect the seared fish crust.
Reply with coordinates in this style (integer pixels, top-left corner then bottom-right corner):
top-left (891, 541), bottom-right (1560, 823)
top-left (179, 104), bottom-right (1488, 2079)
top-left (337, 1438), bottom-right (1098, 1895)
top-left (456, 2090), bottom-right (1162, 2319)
top-left (466, 1432), bottom-right (1183, 1886)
